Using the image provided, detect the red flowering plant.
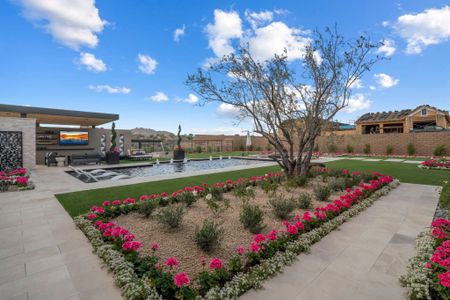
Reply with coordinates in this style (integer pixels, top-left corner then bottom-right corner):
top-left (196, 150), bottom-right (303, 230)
top-left (0, 168), bottom-right (33, 192)
top-left (425, 218), bottom-right (450, 298)
top-left (420, 158), bottom-right (450, 171)
top-left (76, 169), bottom-right (395, 299)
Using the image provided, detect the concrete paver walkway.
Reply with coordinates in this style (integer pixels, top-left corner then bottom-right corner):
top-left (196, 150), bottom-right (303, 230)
top-left (242, 183), bottom-right (440, 300)
top-left (0, 160), bottom-right (281, 300)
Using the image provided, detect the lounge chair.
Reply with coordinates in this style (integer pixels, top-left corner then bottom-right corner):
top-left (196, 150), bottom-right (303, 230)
top-left (68, 166), bottom-right (132, 182)
top-left (127, 149), bottom-right (153, 161)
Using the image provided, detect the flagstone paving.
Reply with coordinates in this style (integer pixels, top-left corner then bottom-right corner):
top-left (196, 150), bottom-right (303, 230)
top-left (0, 159), bottom-right (438, 300)
top-left (241, 183), bottom-right (440, 300)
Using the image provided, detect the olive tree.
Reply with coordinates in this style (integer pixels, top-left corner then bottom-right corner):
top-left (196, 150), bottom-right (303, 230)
top-left (186, 27), bottom-right (383, 177)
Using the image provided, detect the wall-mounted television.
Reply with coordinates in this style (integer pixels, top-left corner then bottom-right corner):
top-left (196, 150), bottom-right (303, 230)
top-left (59, 131), bottom-right (89, 145)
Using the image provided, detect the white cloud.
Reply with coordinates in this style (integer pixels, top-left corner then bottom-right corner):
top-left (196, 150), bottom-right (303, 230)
top-left (148, 92), bottom-right (168, 102)
top-left (247, 22), bottom-right (310, 62)
top-left (350, 78), bottom-right (363, 89)
top-left (79, 52), bottom-right (107, 72)
top-left (137, 54), bottom-right (157, 74)
top-left (393, 6), bottom-right (450, 54)
top-left (89, 85), bottom-right (130, 94)
top-left (374, 73), bottom-right (399, 88)
top-left (369, 85), bottom-right (376, 91)
top-left (206, 9), bottom-right (243, 57)
top-left (216, 103), bottom-right (241, 118)
top-left (177, 93), bottom-right (199, 104)
top-left (377, 39), bottom-right (396, 56)
top-left (173, 25), bottom-right (186, 42)
top-left (16, 0), bottom-right (106, 50)
top-left (245, 10), bottom-right (273, 29)
top-left (343, 94), bottom-right (372, 113)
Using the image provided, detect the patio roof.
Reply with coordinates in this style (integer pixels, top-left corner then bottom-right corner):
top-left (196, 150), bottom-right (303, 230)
top-left (0, 104), bottom-right (119, 126)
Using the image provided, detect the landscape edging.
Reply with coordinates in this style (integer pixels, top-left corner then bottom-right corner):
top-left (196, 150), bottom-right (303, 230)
top-left (75, 179), bottom-right (400, 300)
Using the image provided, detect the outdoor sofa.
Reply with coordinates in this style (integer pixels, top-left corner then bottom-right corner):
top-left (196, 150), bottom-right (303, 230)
top-left (69, 152), bottom-right (102, 166)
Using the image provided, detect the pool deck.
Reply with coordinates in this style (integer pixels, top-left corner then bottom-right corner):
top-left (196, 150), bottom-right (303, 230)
top-left (0, 156), bottom-right (345, 300)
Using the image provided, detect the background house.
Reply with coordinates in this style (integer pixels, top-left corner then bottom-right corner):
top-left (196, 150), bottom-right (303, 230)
top-left (355, 105), bottom-right (450, 134)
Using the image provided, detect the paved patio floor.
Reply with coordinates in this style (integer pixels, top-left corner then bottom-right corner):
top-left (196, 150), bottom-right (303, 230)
top-left (241, 183), bottom-right (440, 300)
top-left (0, 159), bottom-right (439, 300)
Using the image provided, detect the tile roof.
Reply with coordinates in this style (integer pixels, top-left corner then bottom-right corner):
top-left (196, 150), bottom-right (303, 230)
top-left (356, 105), bottom-right (449, 123)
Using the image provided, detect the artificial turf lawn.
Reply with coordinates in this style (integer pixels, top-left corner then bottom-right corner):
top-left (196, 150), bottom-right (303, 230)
top-left (56, 165), bottom-right (280, 217)
top-left (325, 159), bottom-right (449, 186)
top-left (56, 159), bottom-right (450, 218)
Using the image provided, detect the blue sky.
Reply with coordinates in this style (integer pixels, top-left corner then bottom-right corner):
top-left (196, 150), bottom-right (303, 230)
top-left (1, 0), bottom-right (450, 134)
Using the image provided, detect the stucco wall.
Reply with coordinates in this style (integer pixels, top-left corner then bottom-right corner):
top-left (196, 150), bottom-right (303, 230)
top-left (316, 131), bottom-right (450, 156)
top-left (36, 127), bottom-right (132, 164)
top-left (0, 117), bottom-right (36, 169)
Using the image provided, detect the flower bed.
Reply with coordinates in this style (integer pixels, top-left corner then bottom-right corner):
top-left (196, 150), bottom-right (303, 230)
top-left (0, 168), bottom-right (34, 192)
top-left (401, 218), bottom-right (450, 300)
top-left (419, 158), bottom-right (450, 171)
top-left (75, 169), bottom-right (397, 299)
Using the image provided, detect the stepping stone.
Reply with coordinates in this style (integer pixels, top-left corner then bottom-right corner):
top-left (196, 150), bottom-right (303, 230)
top-left (364, 159), bottom-right (382, 161)
top-left (384, 159), bottom-right (405, 162)
top-left (403, 160), bottom-right (424, 164)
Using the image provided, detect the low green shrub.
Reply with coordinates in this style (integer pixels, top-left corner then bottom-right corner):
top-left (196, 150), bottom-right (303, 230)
top-left (329, 177), bottom-right (346, 192)
top-left (268, 194), bottom-right (296, 219)
top-left (138, 201), bottom-right (156, 218)
top-left (406, 143), bottom-right (416, 155)
top-left (363, 143), bottom-right (371, 154)
top-left (194, 220), bottom-right (224, 252)
top-left (210, 187), bottom-right (224, 201)
top-left (386, 145), bottom-right (394, 155)
top-left (346, 144), bottom-right (354, 153)
top-left (240, 203), bottom-right (266, 233)
top-left (327, 143), bottom-right (337, 153)
top-left (233, 184), bottom-right (255, 201)
top-left (178, 192), bottom-right (196, 207)
top-left (286, 176), bottom-right (308, 189)
top-left (157, 205), bottom-right (184, 228)
top-left (434, 145), bottom-right (447, 156)
top-left (260, 180), bottom-right (278, 194)
top-left (297, 192), bottom-right (312, 209)
top-left (313, 185), bottom-right (331, 201)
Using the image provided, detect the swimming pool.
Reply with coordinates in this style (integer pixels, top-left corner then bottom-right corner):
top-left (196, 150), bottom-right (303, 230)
top-left (69, 158), bottom-right (273, 182)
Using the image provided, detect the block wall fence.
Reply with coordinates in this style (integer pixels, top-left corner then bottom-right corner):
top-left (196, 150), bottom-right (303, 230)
top-left (315, 131), bottom-right (450, 156)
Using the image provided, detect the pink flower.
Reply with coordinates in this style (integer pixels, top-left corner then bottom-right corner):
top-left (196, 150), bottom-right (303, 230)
top-left (124, 234), bottom-right (135, 241)
top-left (172, 192), bottom-right (178, 198)
top-left (438, 271), bottom-right (450, 287)
top-left (209, 258), bottom-right (223, 269)
top-left (139, 195), bottom-right (148, 201)
top-left (102, 201), bottom-right (110, 206)
top-left (302, 212), bottom-right (312, 222)
top-left (286, 224), bottom-right (298, 235)
top-left (151, 243), bottom-right (159, 251)
top-left (249, 242), bottom-right (260, 253)
top-left (236, 245), bottom-right (245, 255)
top-left (184, 186), bottom-right (192, 192)
top-left (294, 221), bottom-right (305, 230)
top-left (87, 213), bottom-right (97, 220)
top-left (122, 241), bottom-right (141, 252)
top-left (267, 229), bottom-right (278, 241)
top-left (253, 234), bottom-right (266, 244)
top-left (165, 257), bottom-right (179, 267)
top-left (174, 272), bottom-right (190, 287)
top-left (112, 200), bottom-right (121, 206)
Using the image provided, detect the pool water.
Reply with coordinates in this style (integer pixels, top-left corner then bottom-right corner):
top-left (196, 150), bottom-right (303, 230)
top-left (70, 158), bottom-right (272, 182)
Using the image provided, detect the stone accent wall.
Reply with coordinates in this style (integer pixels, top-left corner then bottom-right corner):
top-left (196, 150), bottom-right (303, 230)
top-left (316, 131), bottom-right (450, 156)
top-left (0, 117), bottom-right (36, 170)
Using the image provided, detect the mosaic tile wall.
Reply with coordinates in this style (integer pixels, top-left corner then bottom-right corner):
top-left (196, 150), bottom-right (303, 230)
top-left (0, 131), bottom-right (23, 171)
